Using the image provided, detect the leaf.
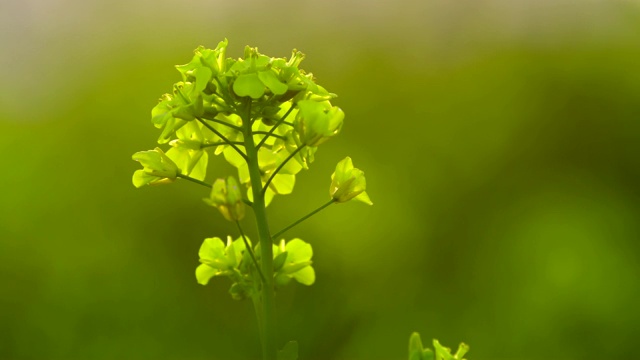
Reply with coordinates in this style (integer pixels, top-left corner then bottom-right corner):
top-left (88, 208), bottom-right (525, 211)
top-left (277, 341), bottom-right (298, 360)
top-left (233, 73), bottom-right (265, 99)
top-left (258, 70), bottom-right (288, 95)
top-left (423, 349), bottom-right (435, 360)
top-left (273, 251), bottom-right (288, 272)
top-left (194, 66), bottom-right (213, 93)
top-left (409, 332), bottom-right (424, 358)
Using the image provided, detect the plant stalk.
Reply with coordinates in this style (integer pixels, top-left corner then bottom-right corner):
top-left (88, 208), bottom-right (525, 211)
top-left (272, 199), bottom-right (336, 240)
top-left (243, 101), bottom-right (277, 360)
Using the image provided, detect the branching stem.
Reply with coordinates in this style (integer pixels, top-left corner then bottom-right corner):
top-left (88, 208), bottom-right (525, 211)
top-left (176, 174), bottom-right (251, 206)
top-left (261, 144), bottom-right (306, 195)
top-left (176, 174), bottom-right (211, 188)
top-left (196, 117), bottom-right (248, 161)
top-left (236, 221), bottom-right (267, 285)
top-left (256, 104), bottom-right (296, 149)
top-left (242, 100), bottom-right (277, 360)
top-left (200, 141), bottom-right (245, 148)
top-left (204, 118), bottom-right (243, 132)
top-left (253, 131), bottom-right (286, 140)
top-left (272, 199), bottom-right (336, 239)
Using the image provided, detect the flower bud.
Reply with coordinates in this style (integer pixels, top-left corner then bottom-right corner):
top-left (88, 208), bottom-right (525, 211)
top-left (131, 148), bottom-right (179, 187)
top-left (294, 100), bottom-right (344, 146)
top-left (330, 157), bottom-right (372, 205)
top-left (204, 176), bottom-right (245, 221)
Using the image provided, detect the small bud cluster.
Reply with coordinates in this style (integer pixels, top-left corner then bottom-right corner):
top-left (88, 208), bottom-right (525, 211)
top-left (196, 236), bottom-right (315, 299)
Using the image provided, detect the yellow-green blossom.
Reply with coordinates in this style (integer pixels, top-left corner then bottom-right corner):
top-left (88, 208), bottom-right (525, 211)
top-left (330, 157), bottom-right (372, 205)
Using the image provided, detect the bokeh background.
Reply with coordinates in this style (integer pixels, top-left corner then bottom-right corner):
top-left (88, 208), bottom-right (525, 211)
top-left (1, 0), bottom-right (639, 359)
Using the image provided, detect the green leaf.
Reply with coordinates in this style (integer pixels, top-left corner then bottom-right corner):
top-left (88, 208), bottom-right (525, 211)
top-left (409, 332), bottom-right (424, 359)
top-left (194, 66), bottom-right (213, 93)
top-left (258, 70), bottom-right (288, 95)
top-left (277, 341), bottom-right (298, 360)
top-left (233, 73), bottom-right (265, 99)
top-left (273, 251), bottom-right (288, 272)
top-left (423, 349), bottom-right (435, 360)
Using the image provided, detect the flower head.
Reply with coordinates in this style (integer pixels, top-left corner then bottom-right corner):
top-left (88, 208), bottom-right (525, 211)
top-left (294, 100), bottom-right (344, 146)
top-left (204, 176), bottom-right (245, 221)
top-left (132, 148), bottom-right (179, 187)
top-left (330, 157), bottom-right (372, 205)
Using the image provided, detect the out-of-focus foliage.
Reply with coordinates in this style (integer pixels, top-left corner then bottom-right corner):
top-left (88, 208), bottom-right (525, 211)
top-left (1, 1), bottom-right (639, 359)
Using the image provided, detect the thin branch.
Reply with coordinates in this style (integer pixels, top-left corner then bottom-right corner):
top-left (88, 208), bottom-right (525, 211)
top-left (200, 141), bottom-right (245, 149)
top-left (204, 118), bottom-right (243, 132)
top-left (236, 221), bottom-right (267, 285)
top-left (261, 144), bottom-right (306, 195)
top-left (256, 104), bottom-right (296, 149)
top-left (196, 117), bottom-right (248, 161)
top-left (272, 199), bottom-right (336, 239)
top-left (253, 131), bottom-right (286, 141)
top-left (178, 172), bottom-right (251, 205)
top-left (213, 77), bottom-right (237, 112)
top-left (176, 174), bottom-right (212, 188)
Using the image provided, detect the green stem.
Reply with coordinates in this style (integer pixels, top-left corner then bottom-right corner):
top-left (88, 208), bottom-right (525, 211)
top-left (204, 118), bottom-right (243, 132)
top-left (261, 144), bottom-right (306, 195)
top-left (176, 174), bottom-right (251, 206)
top-left (200, 141), bottom-right (245, 148)
top-left (253, 131), bottom-right (286, 140)
top-left (196, 117), bottom-right (248, 161)
top-left (214, 77), bottom-right (237, 111)
top-left (251, 292), bottom-right (264, 350)
top-left (256, 104), bottom-right (295, 149)
top-left (236, 221), bottom-right (267, 285)
top-left (272, 199), bottom-right (336, 239)
top-left (176, 174), bottom-right (211, 188)
top-left (243, 100), bottom-right (277, 360)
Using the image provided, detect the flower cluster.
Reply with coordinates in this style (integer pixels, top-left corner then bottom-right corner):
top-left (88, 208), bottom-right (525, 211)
top-left (196, 236), bottom-right (315, 298)
top-left (132, 39), bottom-right (354, 207)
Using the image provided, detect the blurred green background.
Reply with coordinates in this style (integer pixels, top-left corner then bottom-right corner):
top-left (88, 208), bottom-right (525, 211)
top-left (1, 0), bottom-right (639, 359)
